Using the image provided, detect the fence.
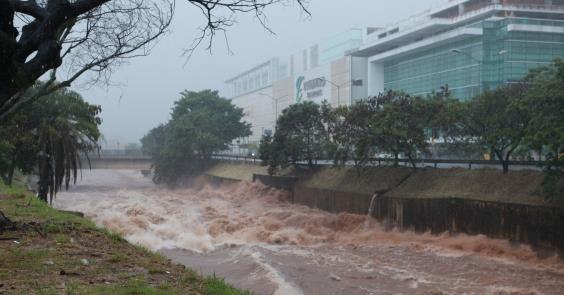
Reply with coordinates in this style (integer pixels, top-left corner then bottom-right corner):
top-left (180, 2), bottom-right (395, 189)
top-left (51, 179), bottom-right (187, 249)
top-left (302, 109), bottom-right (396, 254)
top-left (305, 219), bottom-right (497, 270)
top-left (212, 154), bottom-right (546, 171)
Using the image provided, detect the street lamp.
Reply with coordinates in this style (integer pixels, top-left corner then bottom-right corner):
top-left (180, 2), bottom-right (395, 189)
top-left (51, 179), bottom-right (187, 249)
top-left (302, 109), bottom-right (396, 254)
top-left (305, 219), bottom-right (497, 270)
top-left (259, 92), bottom-right (278, 128)
top-left (319, 78), bottom-right (342, 106)
top-left (451, 48), bottom-right (508, 94)
top-left (319, 78), bottom-right (363, 106)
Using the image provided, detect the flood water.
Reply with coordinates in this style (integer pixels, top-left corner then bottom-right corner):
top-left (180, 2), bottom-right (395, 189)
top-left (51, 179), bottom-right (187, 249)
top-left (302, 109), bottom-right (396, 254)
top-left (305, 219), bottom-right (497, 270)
top-left (55, 170), bottom-right (564, 295)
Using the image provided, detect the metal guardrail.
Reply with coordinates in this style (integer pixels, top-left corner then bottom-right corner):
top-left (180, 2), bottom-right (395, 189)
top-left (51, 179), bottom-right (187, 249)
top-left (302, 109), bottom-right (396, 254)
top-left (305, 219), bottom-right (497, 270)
top-left (212, 154), bottom-right (546, 170)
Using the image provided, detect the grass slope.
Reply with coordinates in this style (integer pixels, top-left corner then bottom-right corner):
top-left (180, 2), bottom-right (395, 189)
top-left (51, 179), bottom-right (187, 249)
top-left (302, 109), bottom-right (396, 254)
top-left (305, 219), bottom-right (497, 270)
top-left (207, 162), bottom-right (561, 207)
top-left (205, 161), bottom-right (269, 182)
top-left (297, 166), bottom-right (412, 195)
top-left (385, 168), bottom-right (563, 207)
top-left (0, 182), bottom-right (252, 295)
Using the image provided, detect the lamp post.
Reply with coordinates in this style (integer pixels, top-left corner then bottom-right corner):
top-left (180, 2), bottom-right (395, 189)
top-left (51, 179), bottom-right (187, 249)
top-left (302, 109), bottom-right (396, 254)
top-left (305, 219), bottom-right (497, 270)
top-left (259, 92), bottom-right (278, 128)
top-left (319, 78), bottom-right (363, 107)
top-left (451, 48), bottom-right (508, 95)
top-left (320, 78), bottom-right (341, 106)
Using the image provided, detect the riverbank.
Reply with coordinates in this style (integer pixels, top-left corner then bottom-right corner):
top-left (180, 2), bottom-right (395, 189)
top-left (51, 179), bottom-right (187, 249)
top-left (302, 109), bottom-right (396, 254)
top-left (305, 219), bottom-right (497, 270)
top-left (0, 181), bottom-right (250, 295)
top-left (205, 161), bottom-right (563, 207)
top-left (204, 161), bottom-right (564, 252)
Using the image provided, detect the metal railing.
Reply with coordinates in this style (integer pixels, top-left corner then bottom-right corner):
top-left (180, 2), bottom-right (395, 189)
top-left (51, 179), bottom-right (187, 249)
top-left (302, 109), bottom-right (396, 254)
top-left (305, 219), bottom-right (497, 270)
top-left (212, 154), bottom-right (546, 171)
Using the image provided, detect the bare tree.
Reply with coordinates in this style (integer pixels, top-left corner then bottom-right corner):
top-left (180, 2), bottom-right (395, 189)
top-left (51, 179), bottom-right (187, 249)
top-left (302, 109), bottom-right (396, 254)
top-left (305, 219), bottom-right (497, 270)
top-left (0, 0), bottom-right (309, 120)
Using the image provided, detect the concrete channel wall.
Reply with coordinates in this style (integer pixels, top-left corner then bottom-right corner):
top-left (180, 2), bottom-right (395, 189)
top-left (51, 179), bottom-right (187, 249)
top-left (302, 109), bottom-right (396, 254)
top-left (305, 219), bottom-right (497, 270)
top-left (373, 196), bottom-right (564, 251)
top-left (88, 158), bottom-right (152, 170)
top-left (205, 171), bottom-right (564, 252)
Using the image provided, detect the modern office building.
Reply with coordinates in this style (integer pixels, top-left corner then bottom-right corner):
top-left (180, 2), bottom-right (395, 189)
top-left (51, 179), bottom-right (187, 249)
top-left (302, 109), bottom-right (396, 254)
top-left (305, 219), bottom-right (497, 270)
top-left (226, 0), bottom-right (564, 147)
top-left (225, 29), bottom-right (366, 145)
top-left (224, 58), bottom-right (288, 145)
top-left (351, 0), bottom-right (564, 100)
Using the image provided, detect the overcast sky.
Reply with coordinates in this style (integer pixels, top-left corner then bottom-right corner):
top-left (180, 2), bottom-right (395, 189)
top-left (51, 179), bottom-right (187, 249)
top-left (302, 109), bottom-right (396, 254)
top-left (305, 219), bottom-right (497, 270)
top-left (75, 0), bottom-right (446, 146)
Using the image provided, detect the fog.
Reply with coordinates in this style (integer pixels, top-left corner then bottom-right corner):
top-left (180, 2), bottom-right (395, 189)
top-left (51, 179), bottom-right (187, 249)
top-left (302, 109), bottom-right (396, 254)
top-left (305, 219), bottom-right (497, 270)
top-left (73, 0), bottom-right (443, 146)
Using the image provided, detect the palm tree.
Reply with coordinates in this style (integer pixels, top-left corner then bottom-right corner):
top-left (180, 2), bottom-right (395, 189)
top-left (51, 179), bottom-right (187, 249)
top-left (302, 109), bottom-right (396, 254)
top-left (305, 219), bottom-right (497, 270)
top-left (33, 89), bottom-right (101, 203)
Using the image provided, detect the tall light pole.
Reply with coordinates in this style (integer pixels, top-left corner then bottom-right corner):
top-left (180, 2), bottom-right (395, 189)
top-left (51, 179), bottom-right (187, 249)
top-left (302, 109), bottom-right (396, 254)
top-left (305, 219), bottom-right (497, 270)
top-left (259, 92), bottom-right (278, 129)
top-left (452, 48), bottom-right (507, 95)
top-left (319, 78), bottom-right (362, 106)
top-left (451, 49), bottom-right (483, 95)
top-left (319, 78), bottom-right (341, 106)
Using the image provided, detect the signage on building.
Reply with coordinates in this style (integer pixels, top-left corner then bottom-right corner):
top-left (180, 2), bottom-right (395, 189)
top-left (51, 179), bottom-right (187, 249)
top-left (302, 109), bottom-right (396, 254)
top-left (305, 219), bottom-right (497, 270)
top-left (296, 76), bottom-right (327, 103)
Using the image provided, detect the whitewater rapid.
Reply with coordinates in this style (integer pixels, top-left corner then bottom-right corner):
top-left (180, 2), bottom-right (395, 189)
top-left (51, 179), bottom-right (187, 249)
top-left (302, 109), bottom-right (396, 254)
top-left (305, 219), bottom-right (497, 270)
top-left (55, 170), bottom-right (564, 295)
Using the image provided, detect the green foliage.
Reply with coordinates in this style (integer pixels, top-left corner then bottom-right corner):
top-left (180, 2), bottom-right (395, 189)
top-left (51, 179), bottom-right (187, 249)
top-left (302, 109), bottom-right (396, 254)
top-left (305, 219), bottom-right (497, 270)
top-left (329, 91), bottom-right (432, 170)
top-left (456, 85), bottom-right (530, 173)
top-left (204, 276), bottom-right (254, 295)
top-left (33, 89), bottom-right (101, 203)
top-left (523, 58), bottom-right (564, 199)
top-left (0, 86), bottom-right (101, 202)
top-left (260, 101), bottom-right (327, 173)
top-left (371, 91), bottom-right (430, 168)
top-left (258, 133), bottom-right (275, 175)
top-left (141, 124), bottom-right (168, 157)
top-left (143, 90), bottom-right (251, 184)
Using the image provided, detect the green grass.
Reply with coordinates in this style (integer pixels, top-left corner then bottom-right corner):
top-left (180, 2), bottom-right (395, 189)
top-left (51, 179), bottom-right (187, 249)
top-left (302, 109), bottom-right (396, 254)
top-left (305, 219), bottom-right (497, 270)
top-left (80, 279), bottom-right (176, 295)
top-left (205, 162), bottom-right (270, 181)
top-left (0, 180), bottom-right (253, 295)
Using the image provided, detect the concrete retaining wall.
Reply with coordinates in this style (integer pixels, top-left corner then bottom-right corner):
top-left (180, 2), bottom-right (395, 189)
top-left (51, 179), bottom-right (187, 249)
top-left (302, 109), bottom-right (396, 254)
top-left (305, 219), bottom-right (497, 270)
top-left (292, 184), bottom-right (564, 251)
top-left (373, 196), bottom-right (564, 250)
top-left (89, 158), bottom-right (152, 170)
top-left (252, 174), bottom-right (299, 191)
top-left (294, 186), bottom-right (373, 215)
top-left (206, 172), bottom-right (564, 252)
top-left (202, 174), bottom-right (244, 187)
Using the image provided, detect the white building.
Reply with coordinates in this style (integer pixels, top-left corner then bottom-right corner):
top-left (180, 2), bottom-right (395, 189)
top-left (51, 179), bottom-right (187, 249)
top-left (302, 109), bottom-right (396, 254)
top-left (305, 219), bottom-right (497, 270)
top-left (225, 29), bottom-right (368, 145)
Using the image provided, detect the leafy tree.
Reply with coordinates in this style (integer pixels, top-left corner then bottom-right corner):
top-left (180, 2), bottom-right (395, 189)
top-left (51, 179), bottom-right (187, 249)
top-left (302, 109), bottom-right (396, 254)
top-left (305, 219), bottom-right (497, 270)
top-left (263, 101), bottom-right (326, 172)
top-left (319, 100), bottom-right (347, 164)
top-left (0, 86), bottom-right (101, 203)
top-left (171, 90), bottom-right (251, 159)
top-left (33, 89), bottom-right (102, 203)
top-left (457, 85), bottom-right (530, 173)
top-left (146, 90), bottom-right (250, 184)
top-left (372, 91), bottom-right (430, 168)
top-left (331, 97), bottom-right (379, 170)
top-left (523, 58), bottom-right (564, 199)
top-left (258, 133), bottom-right (277, 175)
top-left (0, 0), bottom-right (308, 120)
top-left (141, 124), bottom-right (168, 157)
top-left (0, 107), bottom-right (39, 185)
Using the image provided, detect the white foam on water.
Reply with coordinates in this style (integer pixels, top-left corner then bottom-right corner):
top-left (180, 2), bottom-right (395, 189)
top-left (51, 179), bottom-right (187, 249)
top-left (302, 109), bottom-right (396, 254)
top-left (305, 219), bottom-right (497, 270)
top-left (54, 171), bottom-right (564, 295)
top-left (240, 248), bottom-right (304, 295)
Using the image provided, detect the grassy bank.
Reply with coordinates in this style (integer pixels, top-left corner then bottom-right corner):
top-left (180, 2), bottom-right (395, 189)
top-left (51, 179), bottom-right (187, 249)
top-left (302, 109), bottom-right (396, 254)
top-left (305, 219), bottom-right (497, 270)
top-left (385, 168), bottom-right (564, 207)
top-left (205, 161), bottom-right (271, 182)
top-left (205, 162), bottom-right (562, 208)
top-left (0, 182), bottom-right (251, 295)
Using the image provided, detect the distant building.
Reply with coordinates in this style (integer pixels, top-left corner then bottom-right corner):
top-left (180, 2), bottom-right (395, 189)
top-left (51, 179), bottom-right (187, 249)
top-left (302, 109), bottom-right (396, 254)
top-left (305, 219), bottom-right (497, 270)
top-left (226, 0), bottom-right (564, 147)
top-left (225, 29), bottom-right (366, 145)
top-left (351, 0), bottom-right (564, 100)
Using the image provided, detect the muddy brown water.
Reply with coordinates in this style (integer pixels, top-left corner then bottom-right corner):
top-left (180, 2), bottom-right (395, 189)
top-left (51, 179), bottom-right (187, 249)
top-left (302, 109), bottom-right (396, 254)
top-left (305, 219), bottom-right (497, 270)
top-left (55, 170), bottom-right (564, 295)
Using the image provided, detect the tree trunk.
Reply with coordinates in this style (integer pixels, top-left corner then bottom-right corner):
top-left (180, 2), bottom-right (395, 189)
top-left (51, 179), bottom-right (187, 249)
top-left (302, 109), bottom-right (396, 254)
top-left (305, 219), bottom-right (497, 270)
top-left (38, 150), bottom-right (50, 203)
top-left (7, 150), bottom-right (17, 186)
top-left (493, 149), bottom-right (510, 174)
top-left (308, 158), bottom-right (314, 170)
top-left (502, 160), bottom-right (509, 174)
top-left (0, 210), bottom-right (13, 231)
top-left (407, 153), bottom-right (417, 170)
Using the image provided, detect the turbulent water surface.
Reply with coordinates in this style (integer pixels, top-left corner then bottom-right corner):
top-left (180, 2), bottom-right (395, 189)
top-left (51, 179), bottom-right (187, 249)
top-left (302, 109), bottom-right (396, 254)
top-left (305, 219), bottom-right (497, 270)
top-left (55, 170), bottom-right (564, 295)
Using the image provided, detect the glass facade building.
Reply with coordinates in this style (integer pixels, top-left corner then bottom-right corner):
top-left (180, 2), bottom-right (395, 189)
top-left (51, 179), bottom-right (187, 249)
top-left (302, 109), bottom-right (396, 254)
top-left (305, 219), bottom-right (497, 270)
top-left (353, 0), bottom-right (564, 100)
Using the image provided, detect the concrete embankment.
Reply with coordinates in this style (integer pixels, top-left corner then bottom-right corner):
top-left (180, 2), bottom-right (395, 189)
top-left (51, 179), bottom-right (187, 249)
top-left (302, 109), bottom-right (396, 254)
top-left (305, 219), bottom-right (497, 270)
top-left (204, 161), bottom-right (564, 252)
